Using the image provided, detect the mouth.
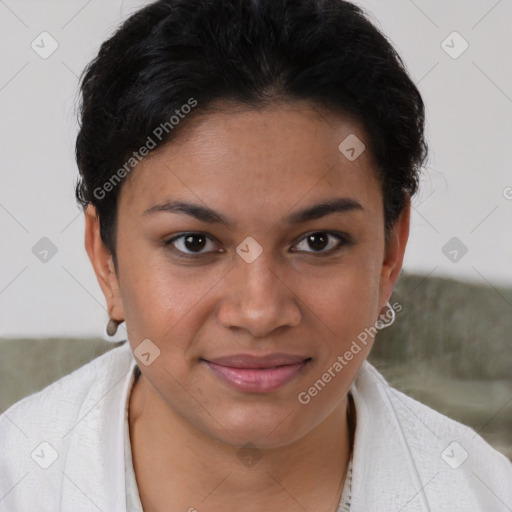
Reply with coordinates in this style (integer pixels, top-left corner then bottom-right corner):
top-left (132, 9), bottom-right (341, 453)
top-left (201, 354), bottom-right (313, 393)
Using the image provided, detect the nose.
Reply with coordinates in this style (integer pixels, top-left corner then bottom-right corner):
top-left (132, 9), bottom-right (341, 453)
top-left (217, 251), bottom-right (302, 338)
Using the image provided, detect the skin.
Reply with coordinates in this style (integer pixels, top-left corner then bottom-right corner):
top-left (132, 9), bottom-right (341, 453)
top-left (85, 101), bottom-right (410, 512)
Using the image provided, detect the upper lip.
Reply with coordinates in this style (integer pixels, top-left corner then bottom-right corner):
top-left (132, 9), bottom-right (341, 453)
top-left (204, 353), bottom-right (310, 369)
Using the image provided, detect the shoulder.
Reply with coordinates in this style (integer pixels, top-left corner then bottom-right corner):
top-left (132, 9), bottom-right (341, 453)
top-left (0, 341), bottom-right (133, 470)
top-left (0, 341), bottom-right (135, 510)
top-left (1, 341), bottom-right (132, 430)
top-left (370, 364), bottom-right (510, 458)
top-left (353, 361), bottom-right (512, 510)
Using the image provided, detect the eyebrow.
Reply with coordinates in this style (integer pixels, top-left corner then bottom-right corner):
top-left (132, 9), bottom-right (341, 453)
top-left (142, 197), bottom-right (363, 226)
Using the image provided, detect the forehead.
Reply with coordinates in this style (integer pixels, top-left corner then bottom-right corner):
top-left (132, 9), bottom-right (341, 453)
top-left (118, 102), bottom-right (381, 221)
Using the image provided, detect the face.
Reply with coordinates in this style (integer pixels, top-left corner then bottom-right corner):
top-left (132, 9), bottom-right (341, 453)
top-left (86, 101), bottom-right (409, 449)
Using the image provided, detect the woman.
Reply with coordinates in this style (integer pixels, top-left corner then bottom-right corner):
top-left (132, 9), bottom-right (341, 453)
top-left (1, 0), bottom-right (511, 511)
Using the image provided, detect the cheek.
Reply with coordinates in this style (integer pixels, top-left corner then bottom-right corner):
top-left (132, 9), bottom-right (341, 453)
top-left (310, 280), bottom-right (378, 371)
top-left (299, 253), bottom-right (381, 329)
top-left (118, 248), bottom-right (227, 354)
top-left (295, 255), bottom-right (382, 380)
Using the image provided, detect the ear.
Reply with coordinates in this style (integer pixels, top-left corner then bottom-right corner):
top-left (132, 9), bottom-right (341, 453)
top-left (84, 205), bottom-right (124, 322)
top-left (379, 195), bottom-right (411, 309)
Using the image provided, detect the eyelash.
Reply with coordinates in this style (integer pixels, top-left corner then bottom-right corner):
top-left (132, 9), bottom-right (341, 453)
top-left (164, 231), bottom-right (350, 259)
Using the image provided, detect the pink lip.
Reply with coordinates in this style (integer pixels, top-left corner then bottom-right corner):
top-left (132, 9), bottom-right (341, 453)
top-left (203, 354), bottom-right (311, 393)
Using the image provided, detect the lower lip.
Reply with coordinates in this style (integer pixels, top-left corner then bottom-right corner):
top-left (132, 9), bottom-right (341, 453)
top-left (204, 360), bottom-right (310, 393)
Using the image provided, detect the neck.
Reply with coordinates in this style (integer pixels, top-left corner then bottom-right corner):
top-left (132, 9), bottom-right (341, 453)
top-left (129, 371), bottom-right (354, 512)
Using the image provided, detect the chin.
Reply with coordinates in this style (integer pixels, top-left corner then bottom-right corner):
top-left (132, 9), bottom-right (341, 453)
top-left (206, 404), bottom-right (312, 449)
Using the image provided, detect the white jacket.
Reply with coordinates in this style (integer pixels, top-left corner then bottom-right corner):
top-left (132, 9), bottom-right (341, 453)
top-left (1, 340), bottom-right (511, 512)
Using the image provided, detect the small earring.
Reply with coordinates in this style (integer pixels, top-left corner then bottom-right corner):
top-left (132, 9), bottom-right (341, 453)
top-left (375, 301), bottom-right (396, 329)
top-left (106, 319), bottom-right (121, 337)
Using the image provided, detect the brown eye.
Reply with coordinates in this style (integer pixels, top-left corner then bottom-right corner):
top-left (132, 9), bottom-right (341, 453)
top-left (292, 232), bottom-right (348, 254)
top-left (165, 233), bottom-right (220, 257)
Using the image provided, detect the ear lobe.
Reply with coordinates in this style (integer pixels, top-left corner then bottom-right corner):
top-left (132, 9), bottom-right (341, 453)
top-left (84, 205), bottom-right (124, 320)
top-left (379, 196), bottom-right (411, 305)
